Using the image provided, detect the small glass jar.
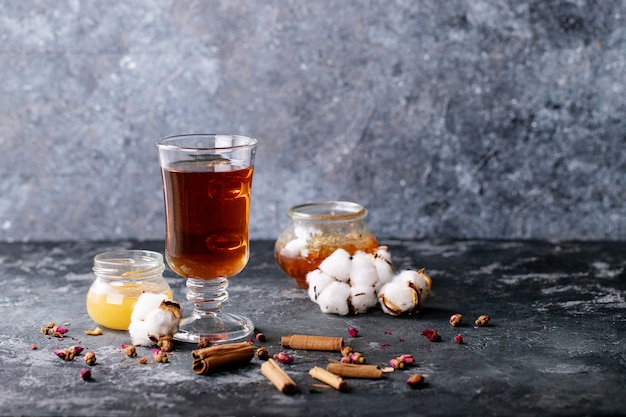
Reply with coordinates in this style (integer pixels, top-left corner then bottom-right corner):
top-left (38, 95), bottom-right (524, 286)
top-left (86, 250), bottom-right (173, 330)
top-left (274, 201), bottom-right (379, 289)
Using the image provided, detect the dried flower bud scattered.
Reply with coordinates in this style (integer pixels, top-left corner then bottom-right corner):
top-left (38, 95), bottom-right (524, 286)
top-left (406, 374), bottom-right (425, 389)
top-left (475, 315), bottom-right (490, 327)
top-left (139, 357), bottom-right (148, 364)
top-left (152, 349), bottom-right (168, 363)
top-left (449, 313), bottom-right (463, 327)
top-left (122, 344), bottom-right (137, 358)
top-left (197, 339), bottom-right (211, 349)
top-left (347, 327), bottom-right (359, 338)
top-left (389, 358), bottom-right (404, 369)
top-left (84, 351), bottom-right (97, 366)
top-left (256, 347), bottom-right (269, 361)
top-left (255, 332), bottom-right (266, 342)
top-left (273, 351), bottom-right (293, 364)
top-left (30, 344), bottom-right (37, 350)
top-left (79, 368), bottom-right (92, 381)
top-left (85, 327), bottom-right (103, 336)
top-left (340, 346), bottom-right (353, 357)
top-left (68, 345), bottom-right (84, 356)
top-left (348, 352), bottom-right (366, 364)
top-left (398, 354), bottom-right (415, 365)
top-left (421, 329), bottom-right (441, 342)
top-left (41, 322), bottom-right (69, 338)
top-left (157, 336), bottom-right (175, 352)
top-left (54, 349), bottom-right (75, 361)
top-left (454, 334), bottom-right (464, 344)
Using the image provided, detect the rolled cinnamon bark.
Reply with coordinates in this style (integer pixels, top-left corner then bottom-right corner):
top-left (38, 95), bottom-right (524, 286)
top-left (326, 362), bottom-right (383, 379)
top-left (309, 366), bottom-right (349, 392)
top-left (191, 342), bottom-right (254, 375)
top-left (261, 359), bottom-right (299, 395)
top-left (281, 334), bottom-right (343, 351)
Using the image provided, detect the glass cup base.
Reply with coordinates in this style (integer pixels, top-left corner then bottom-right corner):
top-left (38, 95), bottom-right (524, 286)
top-left (174, 311), bottom-right (254, 344)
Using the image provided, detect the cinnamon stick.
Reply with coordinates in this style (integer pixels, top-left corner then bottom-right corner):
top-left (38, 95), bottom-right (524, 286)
top-left (281, 334), bottom-right (343, 351)
top-left (309, 366), bottom-right (349, 392)
top-left (191, 342), bottom-right (254, 375)
top-left (326, 362), bottom-right (383, 379)
top-left (261, 358), bottom-right (299, 395)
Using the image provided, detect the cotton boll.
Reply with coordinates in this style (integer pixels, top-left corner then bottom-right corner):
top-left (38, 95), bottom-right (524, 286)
top-left (396, 269), bottom-right (432, 299)
top-left (306, 269), bottom-right (335, 301)
top-left (378, 279), bottom-right (419, 316)
top-left (128, 320), bottom-right (153, 346)
top-left (350, 286), bottom-right (377, 314)
top-left (143, 308), bottom-right (180, 340)
top-left (348, 251), bottom-right (377, 287)
top-left (130, 292), bottom-right (168, 322)
top-left (318, 248), bottom-right (352, 282)
top-left (316, 281), bottom-right (351, 315)
top-left (280, 238), bottom-right (307, 258)
top-left (373, 247), bottom-right (394, 291)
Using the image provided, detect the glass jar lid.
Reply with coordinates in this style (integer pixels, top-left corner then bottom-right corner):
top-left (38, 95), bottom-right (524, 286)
top-left (93, 250), bottom-right (165, 280)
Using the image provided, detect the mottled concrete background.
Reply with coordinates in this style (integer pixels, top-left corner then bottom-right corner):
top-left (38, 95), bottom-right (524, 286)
top-left (0, 0), bottom-right (624, 242)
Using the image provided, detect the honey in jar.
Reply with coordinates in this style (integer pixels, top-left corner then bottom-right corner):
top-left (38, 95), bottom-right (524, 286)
top-left (86, 250), bottom-right (173, 330)
top-left (274, 201), bottom-right (379, 288)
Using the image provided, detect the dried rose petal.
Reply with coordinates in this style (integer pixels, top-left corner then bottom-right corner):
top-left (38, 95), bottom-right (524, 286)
top-left (421, 329), bottom-right (441, 342)
top-left (454, 334), bottom-right (464, 344)
top-left (347, 327), bottom-right (358, 338)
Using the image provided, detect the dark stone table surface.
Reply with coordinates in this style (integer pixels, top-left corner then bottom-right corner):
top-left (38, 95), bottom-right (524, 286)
top-left (0, 239), bottom-right (624, 417)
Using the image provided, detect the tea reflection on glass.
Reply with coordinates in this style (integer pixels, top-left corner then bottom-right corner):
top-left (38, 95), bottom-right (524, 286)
top-left (157, 134), bottom-right (257, 343)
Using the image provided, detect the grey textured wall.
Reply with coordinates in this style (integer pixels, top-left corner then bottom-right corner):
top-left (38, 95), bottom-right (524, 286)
top-left (1, 0), bottom-right (624, 242)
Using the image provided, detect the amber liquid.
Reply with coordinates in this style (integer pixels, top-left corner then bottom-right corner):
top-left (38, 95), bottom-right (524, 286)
top-left (161, 161), bottom-right (253, 279)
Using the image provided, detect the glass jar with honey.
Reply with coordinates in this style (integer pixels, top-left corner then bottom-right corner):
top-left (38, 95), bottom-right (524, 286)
top-left (274, 201), bottom-right (379, 288)
top-left (86, 250), bottom-right (173, 330)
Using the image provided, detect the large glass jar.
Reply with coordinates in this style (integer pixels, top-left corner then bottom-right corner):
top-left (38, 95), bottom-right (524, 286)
top-left (275, 201), bottom-right (379, 289)
top-left (86, 250), bottom-right (173, 330)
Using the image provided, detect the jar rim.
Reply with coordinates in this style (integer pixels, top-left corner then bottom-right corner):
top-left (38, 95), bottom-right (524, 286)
top-left (93, 250), bottom-right (165, 280)
top-left (287, 201), bottom-right (367, 221)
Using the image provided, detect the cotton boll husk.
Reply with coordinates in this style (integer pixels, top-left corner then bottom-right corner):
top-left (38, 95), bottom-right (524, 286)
top-left (350, 251), bottom-right (379, 287)
top-left (316, 281), bottom-right (351, 315)
top-left (378, 279), bottom-right (418, 316)
top-left (130, 292), bottom-right (168, 322)
top-left (350, 286), bottom-right (377, 314)
top-left (306, 269), bottom-right (335, 301)
top-left (396, 269), bottom-right (432, 299)
top-left (128, 320), bottom-right (153, 346)
top-left (318, 248), bottom-right (352, 282)
top-left (373, 247), bottom-right (394, 291)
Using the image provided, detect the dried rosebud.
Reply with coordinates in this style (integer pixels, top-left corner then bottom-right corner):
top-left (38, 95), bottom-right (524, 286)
top-left (84, 351), bottom-right (97, 366)
top-left (340, 356), bottom-right (352, 363)
top-left (30, 344), bottom-right (37, 350)
top-left (475, 315), bottom-right (490, 327)
top-left (340, 346), bottom-right (353, 357)
top-left (273, 351), bottom-right (293, 364)
top-left (79, 368), bottom-right (92, 381)
top-left (52, 326), bottom-right (69, 337)
top-left (349, 352), bottom-right (366, 364)
top-left (54, 349), bottom-right (74, 361)
top-left (406, 374), bottom-right (425, 388)
top-left (421, 329), bottom-right (441, 342)
top-left (255, 347), bottom-right (269, 360)
top-left (389, 358), bottom-right (404, 369)
top-left (139, 357), bottom-right (148, 364)
top-left (68, 345), bottom-right (84, 356)
top-left (454, 334), bottom-right (464, 344)
top-left (398, 354), bottom-right (415, 365)
top-left (255, 332), bottom-right (266, 343)
top-left (449, 313), bottom-right (463, 327)
top-left (197, 338), bottom-right (211, 349)
top-left (158, 337), bottom-right (175, 352)
top-left (122, 344), bottom-right (137, 358)
top-left (152, 349), bottom-right (168, 363)
top-left (347, 327), bottom-right (358, 338)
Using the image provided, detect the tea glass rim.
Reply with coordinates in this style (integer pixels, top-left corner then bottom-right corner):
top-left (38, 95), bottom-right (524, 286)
top-left (156, 134), bottom-right (257, 152)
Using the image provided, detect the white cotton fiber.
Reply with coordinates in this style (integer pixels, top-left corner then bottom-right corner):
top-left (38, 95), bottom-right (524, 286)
top-left (130, 292), bottom-right (168, 322)
top-left (128, 320), bottom-right (152, 346)
top-left (280, 238), bottom-right (307, 258)
top-left (306, 269), bottom-right (335, 301)
top-left (378, 279), bottom-right (417, 316)
top-left (316, 281), bottom-right (351, 315)
top-left (318, 248), bottom-right (352, 282)
top-left (350, 286), bottom-right (377, 314)
top-left (349, 251), bottom-right (378, 287)
top-left (373, 247), bottom-right (394, 291)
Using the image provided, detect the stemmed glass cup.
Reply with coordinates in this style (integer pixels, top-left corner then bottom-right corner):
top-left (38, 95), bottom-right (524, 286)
top-left (157, 134), bottom-right (257, 343)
